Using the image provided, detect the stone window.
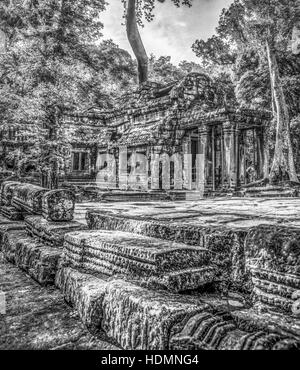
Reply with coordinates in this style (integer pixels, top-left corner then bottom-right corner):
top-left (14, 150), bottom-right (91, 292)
top-left (72, 151), bottom-right (89, 172)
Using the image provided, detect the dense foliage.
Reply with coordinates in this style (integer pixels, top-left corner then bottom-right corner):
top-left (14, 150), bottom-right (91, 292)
top-left (0, 0), bottom-right (299, 186)
top-left (0, 0), bottom-right (136, 187)
top-left (192, 0), bottom-right (300, 182)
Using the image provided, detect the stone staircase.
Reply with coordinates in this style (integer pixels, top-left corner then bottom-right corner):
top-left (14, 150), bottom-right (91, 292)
top-left (239, 185), bottom-right (299, 198)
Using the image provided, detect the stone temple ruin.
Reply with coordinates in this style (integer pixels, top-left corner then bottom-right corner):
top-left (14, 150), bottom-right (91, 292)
top-left (1, 73), bottom-right (274, 197)
top-left (0, 72), bottom-right (299, 350)
top-left (62, 73), bottom-right (271, 197)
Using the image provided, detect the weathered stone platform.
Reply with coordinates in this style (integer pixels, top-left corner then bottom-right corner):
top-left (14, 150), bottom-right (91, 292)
top-left (85, 198), bottom-right (300, 315)
top-left (80, 197), bottom-right (300, 228)
top-left (62, 229), bottom-right (214, 292)
top-left (55, 266), bottom-right (300, 350)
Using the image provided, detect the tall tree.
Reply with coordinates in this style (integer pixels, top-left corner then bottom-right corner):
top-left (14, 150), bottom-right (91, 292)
top-left (123, 0), bottom-right (193, 85)
top-left (193, 0), bottom-right (299, 184)
top-left (0, 1), bottom-right (137, 188)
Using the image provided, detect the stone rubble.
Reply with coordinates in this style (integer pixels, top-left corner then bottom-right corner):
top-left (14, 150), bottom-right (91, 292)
top-left (0, 196), bottom-right (299, 350)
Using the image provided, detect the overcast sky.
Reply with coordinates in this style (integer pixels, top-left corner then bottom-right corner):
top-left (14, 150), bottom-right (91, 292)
top-left (101, 0), bottom-right (233, 65)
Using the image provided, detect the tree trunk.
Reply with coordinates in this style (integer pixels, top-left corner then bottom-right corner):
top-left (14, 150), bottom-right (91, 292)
top-left (126, 0), bottom-right (148, 84)
top-left (266, 40), bottom-right (298, 184)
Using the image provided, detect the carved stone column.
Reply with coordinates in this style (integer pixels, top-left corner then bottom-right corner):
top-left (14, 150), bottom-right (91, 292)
top-left (223, 121), bottom-right (238, 190)
top-left (118, 146), bottom-right (128, 190)
top-left (183, 137), bottom-right (192, 190)
top-left (161, 152), bottom-right (170, 190)
top-left (197, 125), bottom-right (209, 196)
top-left (150, 148), bottom-right (160, 190)
top-left (256, 127), bottom-right (265, 179)
top-left (173, 152), bottom-right (183, 190)
top-left (107, 150), bottom-right (117, 188)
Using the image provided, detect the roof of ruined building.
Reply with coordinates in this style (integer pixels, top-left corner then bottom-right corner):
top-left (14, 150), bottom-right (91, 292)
top-left (64, 72), bottom-right (272, 149)
top-left (72, 72), bottom-right (219, 125)
top-left (115, 122), bottom-right (159, 147)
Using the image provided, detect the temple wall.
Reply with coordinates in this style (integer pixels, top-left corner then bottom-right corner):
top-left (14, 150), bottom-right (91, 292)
top-left (127, 151), bottom-right (148, 190)
top-left (171, 153), bottom-right (183, 190)
top-left (96, 152), bottom-right (116, 188)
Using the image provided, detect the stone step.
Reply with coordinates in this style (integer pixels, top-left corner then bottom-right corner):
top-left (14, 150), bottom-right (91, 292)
top-left (185, 191), bottom-right (202, 201)
top-left (245, 186), bottom-right (286, 193)
top-left (101, 191), bottom-right (171, 202)
top-left (242, 186), bottom-right (299, 198)
top-left (63, 230), bottom-right (214, 292)
top-left (247, 191), bottom-right (298, 198)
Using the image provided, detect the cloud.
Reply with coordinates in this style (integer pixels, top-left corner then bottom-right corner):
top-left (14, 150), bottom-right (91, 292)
top-left (100, 0), bottom-right (233, 65)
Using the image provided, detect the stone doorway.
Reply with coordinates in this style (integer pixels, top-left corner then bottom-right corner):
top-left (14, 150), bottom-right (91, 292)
top-left (191, 137), bottom-right (198, 190)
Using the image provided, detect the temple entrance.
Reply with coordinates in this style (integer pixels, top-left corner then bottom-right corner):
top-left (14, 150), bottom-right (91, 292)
top-left (159, 161), bottom-right (163, 190)
top-left (204, 125), bottom-right (225, 192)
top-left (191, 137), bottom-right (198, 190)
top-left (170, 160), bottom-right (174, 190)
top-left (211, 125), bottom-right (224, 191)
top-left (239, 129), bottom-right (262, 185)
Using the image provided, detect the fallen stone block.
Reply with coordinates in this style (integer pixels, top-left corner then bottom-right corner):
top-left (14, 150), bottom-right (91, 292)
top-left (14, 237), bottom-right (62, 285)
top-left (55, 266), bottom-right (109, 331)
top-left (55, 267), bottom-right (299, 350)
top-left (148, 267), bottom-right (215, 292)
top-left (0, 206), bottom-right (26, 221)
top-left (86, 211), bottom-right (248, 290)
top-left (245, 225), bottom-right (300, 314)
top-left (169, 309), bottom-right (299, 350)
top-left (25, 215), bottom-right (87, 247)
top-left (41, 189), bottom-right (75, 221)
top-left (28, 247), bottom-right (61, 285)
top-left (11, 183), bottom-right (48, 214)
top-left (232, 307), bottom-right (300, 341)
top-left (0, 181), bottom-right (21, 206)
top-left (2, 229), bottom-right (32, 263)
top-left (0, 222), bottom-right (26, 248)
top-left (101, 280), bottom-right (299, 350)
top-left (99, 279), bottom-right (208, 350)
top-left (63, 230), bottom-right (214, 292)
top-left (0, 215), bottom-right (17, 224)
top-left (10, 183), bottom-right (76, 220)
